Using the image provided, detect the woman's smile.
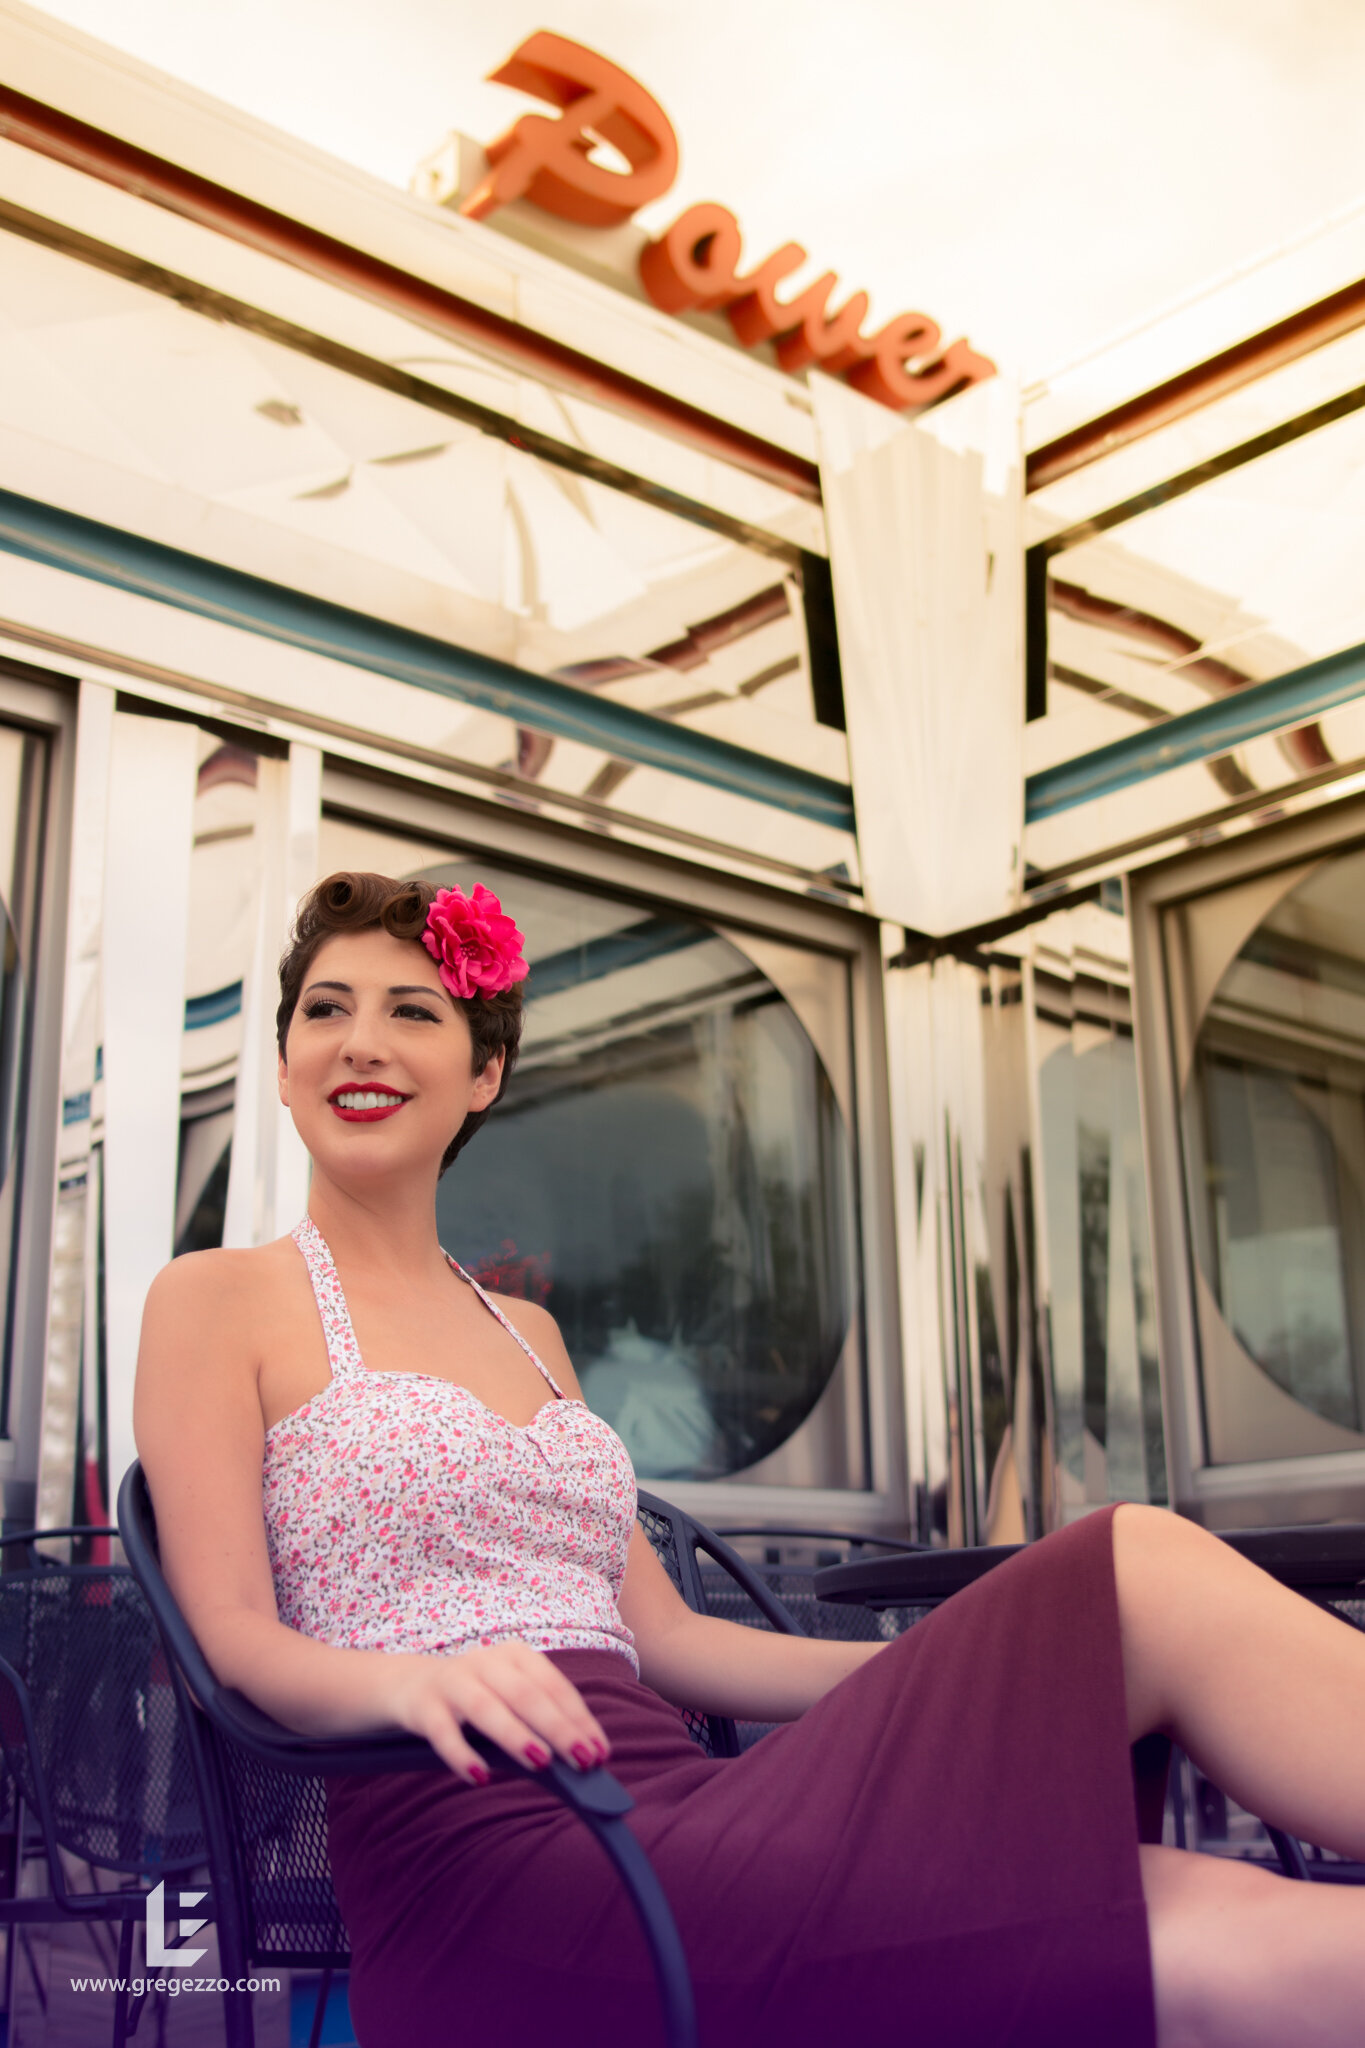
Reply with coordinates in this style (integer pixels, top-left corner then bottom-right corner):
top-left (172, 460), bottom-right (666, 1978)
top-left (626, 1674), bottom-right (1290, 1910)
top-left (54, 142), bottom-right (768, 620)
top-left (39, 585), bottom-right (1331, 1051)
top-left (328, 1086), bottom-right (412, 1122)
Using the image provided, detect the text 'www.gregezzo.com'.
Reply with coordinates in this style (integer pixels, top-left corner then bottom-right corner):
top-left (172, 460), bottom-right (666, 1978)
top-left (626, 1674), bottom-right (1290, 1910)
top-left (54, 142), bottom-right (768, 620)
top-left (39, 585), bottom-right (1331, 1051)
top-left (69, 1882), bottom-right (279, 1997)
top-left (70, 1976), bottom-right (281, 1997)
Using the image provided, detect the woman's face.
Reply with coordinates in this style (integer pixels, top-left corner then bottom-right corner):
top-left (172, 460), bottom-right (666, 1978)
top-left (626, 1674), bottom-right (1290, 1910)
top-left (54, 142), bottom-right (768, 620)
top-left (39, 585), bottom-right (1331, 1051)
top-left (278, 926), bottom-right (504, 1186)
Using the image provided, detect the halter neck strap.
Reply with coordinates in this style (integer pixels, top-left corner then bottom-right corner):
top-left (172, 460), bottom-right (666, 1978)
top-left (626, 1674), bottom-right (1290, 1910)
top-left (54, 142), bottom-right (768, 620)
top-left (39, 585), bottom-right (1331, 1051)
top-left (291, 1215), bottom-right (365, 1376)
top-left (291, 1215), bottom-right (567, 1401)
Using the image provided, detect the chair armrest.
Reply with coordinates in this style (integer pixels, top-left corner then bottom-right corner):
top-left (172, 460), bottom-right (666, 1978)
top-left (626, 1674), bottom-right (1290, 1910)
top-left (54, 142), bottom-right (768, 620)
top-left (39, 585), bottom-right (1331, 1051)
top-left (211, 1683), bottom-right (632, 1817)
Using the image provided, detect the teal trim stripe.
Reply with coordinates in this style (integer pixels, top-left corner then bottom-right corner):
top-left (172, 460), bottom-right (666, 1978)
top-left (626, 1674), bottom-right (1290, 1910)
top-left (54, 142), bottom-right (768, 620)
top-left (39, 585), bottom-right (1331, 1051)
top-left (1026, 636), bottom-right (1365, 823)
top-left (0, 489), bottom-right (854, 834)
top-left (185, 980), bottom-right (243, 1030)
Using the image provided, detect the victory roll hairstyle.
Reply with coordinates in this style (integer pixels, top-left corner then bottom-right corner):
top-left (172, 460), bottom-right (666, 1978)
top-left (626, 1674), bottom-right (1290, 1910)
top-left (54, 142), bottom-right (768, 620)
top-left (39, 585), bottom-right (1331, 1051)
top-left (277, 871), bottom-right (525, 1171)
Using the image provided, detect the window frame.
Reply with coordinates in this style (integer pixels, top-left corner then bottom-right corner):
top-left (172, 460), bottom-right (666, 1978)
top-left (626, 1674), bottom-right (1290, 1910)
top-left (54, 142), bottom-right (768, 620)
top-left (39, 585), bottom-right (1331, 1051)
top-left (1129, 788), bottom-right (1365, 1525)
top-left (0, 663), bottom-right (79, 1521)
top-left (320, 757), bottom-right (907, 1531)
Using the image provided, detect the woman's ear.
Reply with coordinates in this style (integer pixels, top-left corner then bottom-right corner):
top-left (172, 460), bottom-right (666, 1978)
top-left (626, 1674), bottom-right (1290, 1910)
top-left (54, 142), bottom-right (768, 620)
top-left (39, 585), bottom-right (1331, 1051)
top-left (469, 1047), bottom-right (505, 1111)
top-left (277, 1051), bottom-right (290, 1107)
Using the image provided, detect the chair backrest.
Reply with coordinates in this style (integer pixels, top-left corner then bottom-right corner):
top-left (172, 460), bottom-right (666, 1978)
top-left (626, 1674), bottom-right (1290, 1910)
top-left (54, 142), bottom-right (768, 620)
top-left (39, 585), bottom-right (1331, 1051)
top-left (700, 1528), bottom-right (928, 1647)
top-left (0, 1533), bottom-right (203, 1881)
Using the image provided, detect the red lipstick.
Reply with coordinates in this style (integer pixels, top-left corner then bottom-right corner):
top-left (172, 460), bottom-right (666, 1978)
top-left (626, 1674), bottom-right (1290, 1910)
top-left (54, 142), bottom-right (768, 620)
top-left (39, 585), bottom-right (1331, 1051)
top-left (328, 1087), bottom-right (411, 1123)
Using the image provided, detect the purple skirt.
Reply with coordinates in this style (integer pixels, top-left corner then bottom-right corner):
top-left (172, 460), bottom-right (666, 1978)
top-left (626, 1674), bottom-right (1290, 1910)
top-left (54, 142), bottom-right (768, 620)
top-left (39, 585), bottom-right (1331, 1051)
top-left (326, 1505), bottom-right (1159, 2048)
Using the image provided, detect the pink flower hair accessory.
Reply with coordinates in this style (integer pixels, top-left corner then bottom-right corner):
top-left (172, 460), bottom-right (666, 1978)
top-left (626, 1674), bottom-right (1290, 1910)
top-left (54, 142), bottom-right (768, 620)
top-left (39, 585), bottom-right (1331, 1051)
top-left (421, 883), bottom-right (528, 1000)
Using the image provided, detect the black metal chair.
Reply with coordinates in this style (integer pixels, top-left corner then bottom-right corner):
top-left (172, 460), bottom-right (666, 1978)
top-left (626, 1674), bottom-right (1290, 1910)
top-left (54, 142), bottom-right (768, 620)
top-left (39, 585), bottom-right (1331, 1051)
top-left (117, 1467), bottom-right (810, 2048)
top-left (0, 1523), bottom-right (206, 2047)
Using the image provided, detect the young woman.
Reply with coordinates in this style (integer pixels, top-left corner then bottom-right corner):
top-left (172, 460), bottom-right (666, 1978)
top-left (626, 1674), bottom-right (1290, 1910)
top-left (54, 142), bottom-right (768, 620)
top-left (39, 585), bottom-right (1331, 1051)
top-left (135, 871), bottom-right (1365, 2048)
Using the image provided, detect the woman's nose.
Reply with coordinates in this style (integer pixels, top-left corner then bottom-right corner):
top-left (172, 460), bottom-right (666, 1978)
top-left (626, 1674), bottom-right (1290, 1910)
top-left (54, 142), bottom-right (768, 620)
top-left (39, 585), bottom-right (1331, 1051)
top-left (337, 1009), bottom-right (391, 1066)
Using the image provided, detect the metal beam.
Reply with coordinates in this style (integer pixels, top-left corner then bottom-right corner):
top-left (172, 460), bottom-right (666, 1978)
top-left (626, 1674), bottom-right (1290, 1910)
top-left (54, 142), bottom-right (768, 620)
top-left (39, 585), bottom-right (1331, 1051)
top-left (1025, 636), bottom-right (1365, 822)
top-left (0, 85), bottom-right (822, 507)
top-left (0, 489), bottom-right (854, 833)
top-left (1026, 273), bottom-right (1365, 494)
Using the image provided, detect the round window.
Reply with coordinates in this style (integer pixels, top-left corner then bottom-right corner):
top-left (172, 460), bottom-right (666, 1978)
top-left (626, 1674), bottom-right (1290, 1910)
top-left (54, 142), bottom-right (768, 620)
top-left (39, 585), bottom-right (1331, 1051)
top-left (425, 860), bottom-right (857, 1480)
top-left (1184, 845), bottom-right (1365, 1439)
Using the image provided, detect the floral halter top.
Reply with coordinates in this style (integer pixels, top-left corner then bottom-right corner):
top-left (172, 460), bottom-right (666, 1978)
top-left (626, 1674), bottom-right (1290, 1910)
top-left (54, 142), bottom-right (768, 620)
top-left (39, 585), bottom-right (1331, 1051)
top-left (261, 1216), bottom-right (640, 1674)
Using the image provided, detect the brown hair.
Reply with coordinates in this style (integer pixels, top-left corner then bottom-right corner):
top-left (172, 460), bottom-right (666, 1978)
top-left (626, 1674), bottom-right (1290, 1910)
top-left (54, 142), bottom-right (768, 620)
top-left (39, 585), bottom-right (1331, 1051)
top-left (277, 871), bottom-right (524, 1173)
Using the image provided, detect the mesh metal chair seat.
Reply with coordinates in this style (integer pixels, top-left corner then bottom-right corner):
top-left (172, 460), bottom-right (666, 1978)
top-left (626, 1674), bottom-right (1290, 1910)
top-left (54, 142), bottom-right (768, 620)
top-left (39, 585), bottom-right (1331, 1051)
top-left (0, 1524), bottom-right (206, 2048)
top-left (118, 1467), bottom-right (810, 2048)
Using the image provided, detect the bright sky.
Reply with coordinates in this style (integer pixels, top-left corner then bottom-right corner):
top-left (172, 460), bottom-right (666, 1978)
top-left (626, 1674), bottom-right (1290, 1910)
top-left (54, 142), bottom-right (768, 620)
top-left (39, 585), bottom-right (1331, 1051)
top-left (20, 0), bottom-right (1365, 382)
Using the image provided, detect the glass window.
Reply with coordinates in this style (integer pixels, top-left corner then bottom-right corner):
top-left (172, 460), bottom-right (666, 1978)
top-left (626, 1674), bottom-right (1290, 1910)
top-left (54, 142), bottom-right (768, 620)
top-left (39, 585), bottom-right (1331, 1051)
top-left (1177, 844), bottom-right (1365, 1454)
top-left (1033, 955), bottom-right (1165, 1509)
top-left (174, 741), bottom-right (261, 1254)
top-left (315, 818), bottom-right (862, 1482)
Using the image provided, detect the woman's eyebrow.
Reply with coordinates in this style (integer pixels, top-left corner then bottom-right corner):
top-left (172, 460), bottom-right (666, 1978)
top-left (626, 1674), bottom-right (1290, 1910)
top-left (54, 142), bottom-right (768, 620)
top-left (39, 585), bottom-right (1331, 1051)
top-left (300, 978), bottom-right (451, 1004)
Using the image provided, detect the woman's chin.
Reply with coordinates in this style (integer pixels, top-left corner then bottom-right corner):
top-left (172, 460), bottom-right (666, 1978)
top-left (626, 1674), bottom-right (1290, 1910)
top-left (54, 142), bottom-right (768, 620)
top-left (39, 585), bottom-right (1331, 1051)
top-left (306, 1134), bottom-right (439, 1184)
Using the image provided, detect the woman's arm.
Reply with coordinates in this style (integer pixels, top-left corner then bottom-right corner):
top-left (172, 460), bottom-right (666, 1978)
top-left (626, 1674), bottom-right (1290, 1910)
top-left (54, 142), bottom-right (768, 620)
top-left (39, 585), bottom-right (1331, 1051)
top-left (134, 1251), bottom-right (612, 1782)
top-left (618, 1528), bottom-right (885, 1721)
top-left (508, 1304), bottom-right (887, 1721)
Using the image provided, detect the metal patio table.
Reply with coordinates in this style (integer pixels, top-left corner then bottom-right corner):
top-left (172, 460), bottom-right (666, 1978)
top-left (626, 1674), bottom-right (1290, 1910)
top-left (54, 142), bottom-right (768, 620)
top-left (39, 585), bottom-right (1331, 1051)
top-left (811, 1523), bottom-right (1365, 1612)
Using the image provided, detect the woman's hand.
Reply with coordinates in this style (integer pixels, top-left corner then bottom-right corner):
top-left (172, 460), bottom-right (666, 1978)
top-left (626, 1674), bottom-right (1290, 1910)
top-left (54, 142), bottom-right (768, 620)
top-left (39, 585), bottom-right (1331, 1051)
top-left (384, 1640), bottom-right (611, 1785)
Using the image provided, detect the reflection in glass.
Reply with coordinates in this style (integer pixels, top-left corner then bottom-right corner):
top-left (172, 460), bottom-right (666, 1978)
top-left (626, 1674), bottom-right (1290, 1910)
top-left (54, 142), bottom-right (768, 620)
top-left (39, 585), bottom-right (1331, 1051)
top-left (1035, 959), bottom-right (1165, 1509)
top-left (408, 858), bottom-right (859, 1482)
top-left (1182, 844), bottom-right (1365, 1444)
top-left (0, 723), bottom-right (48, 1431)
top-left (173, 740), bottom-right (259, 1256)
top-left (1194, 1057), bottom-right (1356, 1429)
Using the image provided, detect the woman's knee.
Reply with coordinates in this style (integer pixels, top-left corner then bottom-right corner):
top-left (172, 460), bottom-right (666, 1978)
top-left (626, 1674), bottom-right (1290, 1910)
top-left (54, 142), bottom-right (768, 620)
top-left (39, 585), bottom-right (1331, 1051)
top-left (1141, 1846), bottom-right (1290, 2047)
top-left (1112, 1502), bottom-right (1212, 1575)
top-left (1111, 1506), bottom-right (1213, 1735)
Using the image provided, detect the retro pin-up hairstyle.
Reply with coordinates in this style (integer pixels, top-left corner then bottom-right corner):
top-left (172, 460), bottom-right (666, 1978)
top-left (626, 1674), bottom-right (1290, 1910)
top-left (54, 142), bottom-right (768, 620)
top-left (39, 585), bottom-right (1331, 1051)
top-left (276, 871), bottom-right (525, 1171)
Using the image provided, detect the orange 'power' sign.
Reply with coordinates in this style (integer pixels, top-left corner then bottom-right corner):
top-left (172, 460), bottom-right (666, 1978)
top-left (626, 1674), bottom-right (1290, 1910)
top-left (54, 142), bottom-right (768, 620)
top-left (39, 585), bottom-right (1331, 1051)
top-left (462, 32), bottom-right (994, 414)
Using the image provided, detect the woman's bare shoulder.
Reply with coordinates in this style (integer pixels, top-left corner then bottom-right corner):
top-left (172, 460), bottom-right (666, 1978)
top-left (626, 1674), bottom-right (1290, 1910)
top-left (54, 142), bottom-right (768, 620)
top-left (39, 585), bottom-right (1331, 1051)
top-left (143, 1236), bottom-right (302, 1333)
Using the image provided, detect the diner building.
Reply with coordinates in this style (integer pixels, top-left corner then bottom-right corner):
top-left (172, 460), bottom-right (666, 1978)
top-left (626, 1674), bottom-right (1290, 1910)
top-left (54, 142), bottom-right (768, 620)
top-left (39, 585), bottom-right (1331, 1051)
top-left (1, 0), bottom-right (1364, 1550)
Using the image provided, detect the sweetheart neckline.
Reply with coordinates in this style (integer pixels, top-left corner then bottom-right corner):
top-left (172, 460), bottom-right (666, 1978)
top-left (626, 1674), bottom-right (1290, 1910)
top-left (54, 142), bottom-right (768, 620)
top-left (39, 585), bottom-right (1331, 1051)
top-left (262, 1369), bottom-right (591, 1445)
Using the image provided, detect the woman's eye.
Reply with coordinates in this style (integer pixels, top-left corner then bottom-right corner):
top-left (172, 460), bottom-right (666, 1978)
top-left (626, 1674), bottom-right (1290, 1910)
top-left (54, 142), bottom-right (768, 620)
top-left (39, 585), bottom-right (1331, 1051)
top-left (395, 1004), bottom-right (440, 1022)
top-left (302, 999), bottom-right (344, 1019)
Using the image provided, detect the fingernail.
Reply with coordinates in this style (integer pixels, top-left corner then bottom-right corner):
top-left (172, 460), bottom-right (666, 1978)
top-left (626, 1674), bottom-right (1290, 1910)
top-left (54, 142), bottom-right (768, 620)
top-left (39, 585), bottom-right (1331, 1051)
top-left (594, 1739), bottom-right (608, 1762)
top-left (571, 1741), bottom-right (595, 1769)
top-left (468, 1763), bottom-right (491, 1786)
top-left (524, 1742), bottom-right (551, 1768)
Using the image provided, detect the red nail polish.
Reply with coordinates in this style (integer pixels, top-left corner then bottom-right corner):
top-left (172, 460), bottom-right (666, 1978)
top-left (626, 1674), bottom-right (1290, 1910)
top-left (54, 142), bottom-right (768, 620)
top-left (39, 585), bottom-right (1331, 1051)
top-left (571, 1741), bottom-right (594, 1769)
top-left (525, 1742), bottom-right (551, 1768)
top-left (594, 1739), bottom-right (608, 1763)
top-left (468, 1763), bottom-right (491, 1786)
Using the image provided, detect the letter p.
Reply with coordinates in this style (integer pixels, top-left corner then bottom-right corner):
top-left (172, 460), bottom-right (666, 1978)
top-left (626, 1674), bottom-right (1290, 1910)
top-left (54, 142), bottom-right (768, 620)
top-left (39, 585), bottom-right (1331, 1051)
top-left (462, 32), bottom-right (678, 227)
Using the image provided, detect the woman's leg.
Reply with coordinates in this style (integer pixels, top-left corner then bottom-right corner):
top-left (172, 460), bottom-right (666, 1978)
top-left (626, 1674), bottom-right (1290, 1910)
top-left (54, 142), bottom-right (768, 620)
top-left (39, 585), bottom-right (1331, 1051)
top-left (1113, 1506), bottom-right (1365, 2044)
top-left (1141, 1844), bottom-right (1365, 2047)
top-left (1113, 1503), bottom-right (1365, 1857)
